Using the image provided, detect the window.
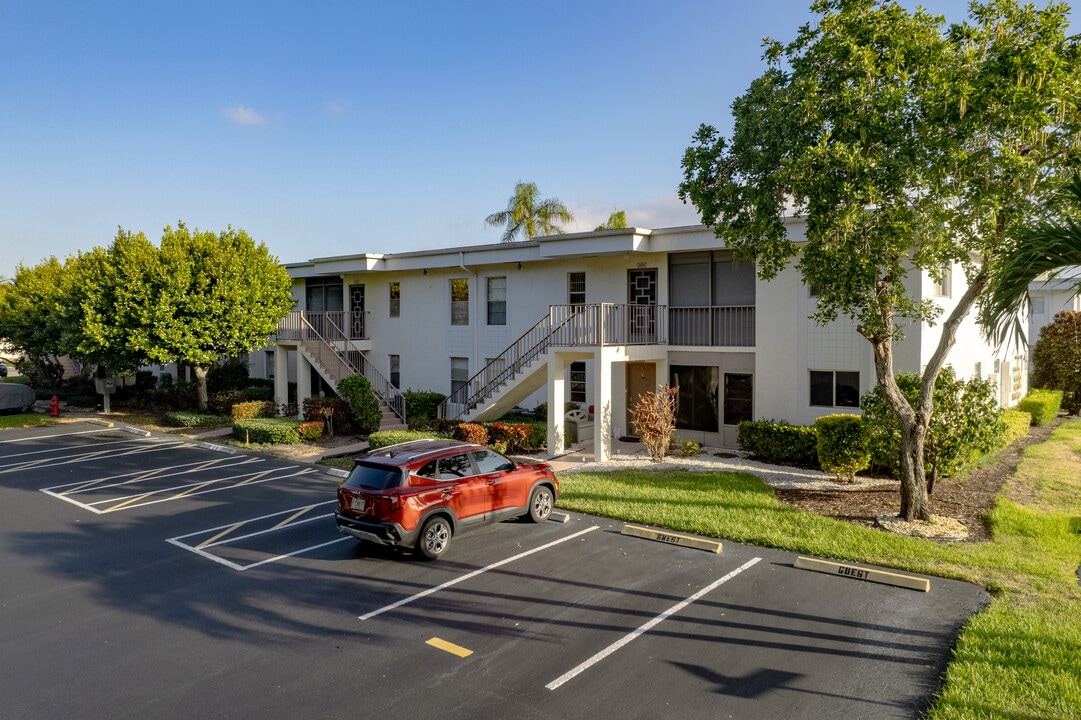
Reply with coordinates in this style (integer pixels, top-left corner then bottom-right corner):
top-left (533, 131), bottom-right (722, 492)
top-left (451, 278), bottom-right (469, 325)
top-left (570, 361), bottom-right (586, 403)
top-left (450, 357), bottom-right (469, 394)
top-left (723, 373), bottom-right (753, 426)
top-left (487, 276), bottom-right (506, 325)
top-left (934, 264), bottom-right (952, 298)
top-left (810, 371), bottom-right (860, 407)
top-left (671, 365), bottom-right (719, 432)
top-left (569, 272), bottom-right (586, 305)
top-left (471, 450), bottom-right (513, 474)
top-left (305, 277), bottom-right (344, 312)
top-left (1031, 296), bottom-right (1046, 315)
top-left (389, 354), bottom-right (400, 389)
top-left (389, 282), bottom-right (400, 318)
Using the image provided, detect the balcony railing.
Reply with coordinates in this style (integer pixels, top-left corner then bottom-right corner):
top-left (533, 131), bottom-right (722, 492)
top-left (668, 306), bottom-right (755, 347)
top-left (277, 310), bottom-right (368, 342)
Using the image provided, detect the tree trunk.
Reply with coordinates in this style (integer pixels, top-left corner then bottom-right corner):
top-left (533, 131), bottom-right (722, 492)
top-left (194, 365), bottom-right (209, 411)
top-left (897, 417), bottom-right (931, 520)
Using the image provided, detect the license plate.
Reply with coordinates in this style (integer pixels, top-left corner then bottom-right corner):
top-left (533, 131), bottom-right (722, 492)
top-left (351, 497), bottom-right (366, 512)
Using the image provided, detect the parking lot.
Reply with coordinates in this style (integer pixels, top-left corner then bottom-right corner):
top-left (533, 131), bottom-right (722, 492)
top-left (0, 421), bottom-right (989, 719)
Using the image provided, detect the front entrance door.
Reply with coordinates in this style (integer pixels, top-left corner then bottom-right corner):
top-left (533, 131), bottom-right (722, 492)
top-left (625, 362), bottom-right (656, 438)
top-left (627, 269), bottom-right (658, 343)
top-left (349, 285), bottom-right (366, 339)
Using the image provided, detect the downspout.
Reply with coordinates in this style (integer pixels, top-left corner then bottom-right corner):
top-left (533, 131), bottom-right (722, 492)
top-left (459, 252), bottom-right (479, 379)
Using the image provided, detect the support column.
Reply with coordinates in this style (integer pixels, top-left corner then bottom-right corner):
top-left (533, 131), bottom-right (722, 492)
top-left (593, 348), bottom-right (613, 462)
top-left (546, 355), bottom-right (566, 457)
top-left (274, 345), bottom-right (289, 415)
top-left (296, 351), bottom-right (312, 420)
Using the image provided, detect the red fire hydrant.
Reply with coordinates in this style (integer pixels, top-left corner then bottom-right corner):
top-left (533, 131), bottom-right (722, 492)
top-left (50, 394), bottom-right (60, 417)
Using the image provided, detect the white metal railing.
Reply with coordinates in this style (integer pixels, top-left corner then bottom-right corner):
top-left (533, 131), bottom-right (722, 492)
top-left (668, 306), bottom-right (755, 347)
top-left (276, 310), bottom-right (403, 422)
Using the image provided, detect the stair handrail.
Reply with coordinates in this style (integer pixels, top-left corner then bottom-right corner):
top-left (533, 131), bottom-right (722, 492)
top-left (294, 312), bottom-right (406, 424)
top-left (438, 312), bottom-right (556, 420)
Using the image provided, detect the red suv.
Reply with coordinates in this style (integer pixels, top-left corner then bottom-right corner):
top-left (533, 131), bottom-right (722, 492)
top-left (335, 439), bottom-right (559, 559)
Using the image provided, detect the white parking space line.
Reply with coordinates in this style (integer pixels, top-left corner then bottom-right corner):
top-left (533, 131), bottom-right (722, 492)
top-left (544, 556), bottom-right (762, 690)
top-left (0, 427), bottom-right (117, 445)
top-left (45, 456), bottom-right (262, 495)
top-left (41, 465), bottom-right (316, 514)
top-left (358, 526), bottom-right (601, 621)
top-left (166, 501), bottom-right (342, 571)
top-left (0, 439), bottom-right (189, 473)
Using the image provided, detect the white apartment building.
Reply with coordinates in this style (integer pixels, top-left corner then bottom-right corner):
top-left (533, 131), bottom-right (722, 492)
top-left (258, 222), bottom-right (1024, 460)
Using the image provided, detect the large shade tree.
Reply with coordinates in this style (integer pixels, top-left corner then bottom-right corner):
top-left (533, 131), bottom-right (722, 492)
top-left (0, 257), bottom-right (71, 384)
top-left (126, 222), bottom-right (296, 410)
top-left (485, 181), bottom-right (575, 242)
top-left (679, 0), bottom-right (1081, 521)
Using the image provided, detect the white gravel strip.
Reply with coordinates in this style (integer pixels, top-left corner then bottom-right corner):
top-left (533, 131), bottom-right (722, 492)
top-left (565, 447), bottom-right (898, 492)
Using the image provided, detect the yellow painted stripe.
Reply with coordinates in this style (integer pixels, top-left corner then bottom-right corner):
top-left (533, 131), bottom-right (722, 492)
top-left (273, 506), bottom-right (314, 529)
top-left (66, 467), bottom-right (164, 495)
top-left (105, 492), bottom-right (155, 511)
top-left (172, 480), bottom-right (219, 498)
top-left (197, 522), bottom-right (245, 548)
top-left (426, 637), bottom-right (473, 658)
top-left (233, 470), bottom-right (274, 486)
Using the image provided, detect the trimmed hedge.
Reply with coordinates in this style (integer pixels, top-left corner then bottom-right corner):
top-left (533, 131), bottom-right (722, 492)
top-left (1001, 409), bottom-right (1032, 447)
top-left (737, 420), bottom-right (819, 466)
top-left (231, 401), bottom-right (266, 420)
top-left (404, 390), bottom-right (446, 424)
top-left (814, 414), bottom-right (869, 481)
top-left (1017, 389), bottom-right (1062, 427)
top-left (164, 411), bottom-right (230, 428)
top-left (368, 430), bottom-right (441, 449)
top-left (233, 418), bottom-right (301, 444)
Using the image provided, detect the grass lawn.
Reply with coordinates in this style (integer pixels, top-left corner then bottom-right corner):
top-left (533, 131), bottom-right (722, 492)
top-left (0, 413), bottom-right (59, 429)
top-left (557, 419), bottom-right (1081, 719)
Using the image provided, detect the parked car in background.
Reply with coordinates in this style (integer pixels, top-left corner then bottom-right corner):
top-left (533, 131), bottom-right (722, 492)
top-left (336, 439), bottom-right (558, 559)
top-left (0, 361), bottom-right (7, 377)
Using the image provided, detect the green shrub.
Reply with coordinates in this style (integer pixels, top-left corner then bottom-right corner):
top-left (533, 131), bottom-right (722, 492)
top-left (737, 420), bottom-right (819, 466)
top-left (454, 422), bottom-right (489, 445)
top-left (404, 390), bottom-right (446, 424)
top-left (1032, 310), bottom-right (1081, 414)
top-left (163, 411), bottom-right (230, 428)
top-left (298, 421), bottom-right (324, 442)
top-left (338, 375), bottom-right (381, 435)
top-left (233, 418), bottom-right (301, 444)
top-left (368, 430), bottom-right (440, 449)
top-left (861, 367), bottom-right (1005, 480)
top-left (814, 414), bottom-right (870, 481)
top-left (676, 438), bottom-right (702, 457)
top-left (1001, 409), bottom-right (1032, 447)
top-left (207, 357), bottom-right (250, 393)
top-left (1018, 389), bottom-right (1063, 427)
top-left (239, 384), bottom-right (273, 402)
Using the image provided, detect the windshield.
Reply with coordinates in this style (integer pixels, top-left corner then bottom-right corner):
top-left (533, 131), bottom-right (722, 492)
top-left (344, 461), bottom-right (405, 491)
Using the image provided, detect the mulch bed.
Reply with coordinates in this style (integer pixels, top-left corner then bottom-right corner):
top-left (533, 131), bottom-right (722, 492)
top-left (773, 418), bottom-right (1063, 543)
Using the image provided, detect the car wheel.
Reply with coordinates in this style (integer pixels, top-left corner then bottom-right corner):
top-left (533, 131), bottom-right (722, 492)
top-left (417, 516), bottom-right (452, 560)
top-left (527, 485), bottom-right (554, 522)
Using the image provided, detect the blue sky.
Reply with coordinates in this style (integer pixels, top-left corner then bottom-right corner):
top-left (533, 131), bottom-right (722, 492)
top-left (2, 1), bottom-right (997, 276)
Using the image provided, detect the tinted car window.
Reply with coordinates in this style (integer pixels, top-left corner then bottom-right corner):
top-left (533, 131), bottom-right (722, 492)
top-left (345, 461), bottom-right (405, 490)
top-left (415, 459), bottom-right (438, 478)
top-left (436, 454), bottom-right (472, 479)
top-left (471, 450), bottom-right (513, 474)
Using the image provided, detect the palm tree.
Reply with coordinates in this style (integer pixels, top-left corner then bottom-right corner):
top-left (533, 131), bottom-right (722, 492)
top-left (979, 176), bottom-right (1081, 347)
top-left (595, 210), bottom-right (628, 231)
top-left (485, 182), bottom-right (575, 242)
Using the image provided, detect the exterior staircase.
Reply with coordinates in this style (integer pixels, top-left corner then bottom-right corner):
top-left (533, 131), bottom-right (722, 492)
top-left (439, 303), bottom-right (666, 423)
top-left (278, 311), bottom-right (406, 430)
